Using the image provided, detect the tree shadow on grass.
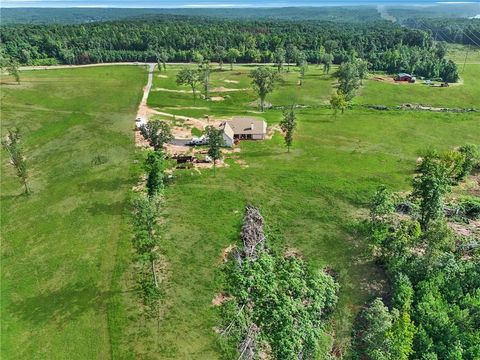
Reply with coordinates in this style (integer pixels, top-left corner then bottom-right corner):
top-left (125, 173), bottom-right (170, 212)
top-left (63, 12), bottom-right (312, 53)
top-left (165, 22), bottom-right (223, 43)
top-left (77, 177), bottom-right (132, 192)
top-left (86, 200), bottom-right (126, 216)
top-left (0, 192), bottom-right (29, 202)
top-left (8, 282), bottom-right (118, 326)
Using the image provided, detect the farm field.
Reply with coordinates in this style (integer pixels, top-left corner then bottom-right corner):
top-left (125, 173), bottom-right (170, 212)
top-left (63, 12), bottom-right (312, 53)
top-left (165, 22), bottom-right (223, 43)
top-left (145, 64), bottom-right (480, 357)
top-left (1, 62), bottom-right (479, 359)
top-left (0, 66), bottom-right (145, 359)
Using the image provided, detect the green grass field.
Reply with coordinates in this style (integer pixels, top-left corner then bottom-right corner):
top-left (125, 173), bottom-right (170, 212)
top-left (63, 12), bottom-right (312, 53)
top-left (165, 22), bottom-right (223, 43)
top-left (1, 66), bottom-right (145, 359)
top-left (146, 64), bottom-right (480, 357)
top-left (1, 62), bottom-right (479, 359)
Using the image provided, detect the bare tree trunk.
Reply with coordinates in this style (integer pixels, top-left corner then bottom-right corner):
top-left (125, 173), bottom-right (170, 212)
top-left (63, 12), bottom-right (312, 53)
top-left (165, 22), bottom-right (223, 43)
top-left (23, 180), bottom-right (30, 195)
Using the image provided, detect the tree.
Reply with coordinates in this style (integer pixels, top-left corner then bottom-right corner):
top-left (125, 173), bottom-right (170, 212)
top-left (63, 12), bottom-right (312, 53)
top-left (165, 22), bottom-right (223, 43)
top-left (370, 184), bottom-right (395, 222)
top-left (285, 44), bottom-right (298, 72)
top-left (359, 298), bottom-right (394, 360)
top-left (273, 47), bottom-right (286, 73)
top-left (1, 128), bottom-right (29, 194)
top-left (214, 45), bottom-right (226, 70)
top-left (329, 91), bottom-right (348, 117)
top-left (298, 60), bottom-right (308, 85)
top-left (176, 67), bottom-right (201, 102)
top-left (412, 152), bottom-right (451, 230)
top-left (220, 207), bottom-right (338, 360)
top-left (191, 51), bottom-right (204, 64)
top-left (205, 125), bottom-right (224, 176)
top-left (387, 310), bottom-right (416, 360)
top-left (4, 59), bottom-right (20, 84)
top-left (144, 151), bottom-right (165, 197)
top-left (198, 60), bottom-right (212, 99)
top-left (321, 53), bottom-right (334, 74)
top-left (226, 48), bottom-right (240, 70)
top-left (336, 61), bottom-right (360, 100)
top-left (457, 144), bottom-right (479, 181)
top-left (249, 66), bottom-right (279, 112)
top-left (279, 105), bottom-right (296, 152)
top-left (317, 45), bottom-right (326, 65)
top-left (139, 119), bottom-right (173, 151)
top-left (156, 49), bottom-right (168, 71)
top-left (440, 59), bottom-right (459, 83)
top-left (356, 58), bottom-right (369, 85)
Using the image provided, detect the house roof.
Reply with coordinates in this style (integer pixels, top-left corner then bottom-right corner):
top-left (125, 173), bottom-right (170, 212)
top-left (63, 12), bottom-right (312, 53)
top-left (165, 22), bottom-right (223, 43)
top-left (226, 117), bottom-right (267, 135)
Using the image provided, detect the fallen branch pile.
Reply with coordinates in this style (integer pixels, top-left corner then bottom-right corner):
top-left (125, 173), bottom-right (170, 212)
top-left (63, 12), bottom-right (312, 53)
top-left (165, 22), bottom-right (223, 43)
top-left (241, 205), bottom-right (265, 258)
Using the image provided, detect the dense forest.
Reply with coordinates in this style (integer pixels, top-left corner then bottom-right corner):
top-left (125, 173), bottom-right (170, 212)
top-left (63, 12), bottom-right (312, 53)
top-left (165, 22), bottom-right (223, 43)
top-left (2, 4), bottom-right (478, 25)
top-left (0, 6), bottom-right (382, 24)
top-left (0, 16), bottom-right (464, 80)
top-left (352, 146), bottom-right (480, 360)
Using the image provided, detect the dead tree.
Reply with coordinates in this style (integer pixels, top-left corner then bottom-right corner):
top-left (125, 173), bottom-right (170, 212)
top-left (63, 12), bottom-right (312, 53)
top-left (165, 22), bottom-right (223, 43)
top-left (238, 323), bottom-right (259, 360)
top-left (241, 205), bottom-right (266, 258)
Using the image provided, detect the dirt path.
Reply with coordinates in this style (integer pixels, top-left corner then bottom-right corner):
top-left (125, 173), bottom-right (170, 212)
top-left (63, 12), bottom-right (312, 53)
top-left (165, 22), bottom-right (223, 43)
top-left (136, 63), bottom-right (155, 123)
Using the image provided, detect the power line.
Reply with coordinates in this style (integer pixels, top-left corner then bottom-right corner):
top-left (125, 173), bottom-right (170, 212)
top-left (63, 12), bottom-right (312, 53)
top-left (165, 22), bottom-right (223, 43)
top-left (466, 29), bottom-right (480, 44)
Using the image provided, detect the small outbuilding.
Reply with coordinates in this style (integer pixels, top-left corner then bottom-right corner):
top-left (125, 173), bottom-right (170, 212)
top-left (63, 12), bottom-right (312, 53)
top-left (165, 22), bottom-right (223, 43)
top-left (395, 73), bottom-right (416, 83)
top-left (220, 117), bottom-right (267, 147)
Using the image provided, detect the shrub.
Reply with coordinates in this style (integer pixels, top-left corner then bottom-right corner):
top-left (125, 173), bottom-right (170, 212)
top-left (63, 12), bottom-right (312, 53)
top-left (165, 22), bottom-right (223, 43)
top-left (460, 196), bottom-right (480, 220)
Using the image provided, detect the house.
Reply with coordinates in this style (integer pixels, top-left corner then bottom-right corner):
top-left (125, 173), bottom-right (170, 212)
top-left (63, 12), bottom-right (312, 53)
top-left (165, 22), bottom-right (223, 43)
top-left (395, 73), bottom-right (416, 83)
top-left (220, 117), bottom-right (267, 147)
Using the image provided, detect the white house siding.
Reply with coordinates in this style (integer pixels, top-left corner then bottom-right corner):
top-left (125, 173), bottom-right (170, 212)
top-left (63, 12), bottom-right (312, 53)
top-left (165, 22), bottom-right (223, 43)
top-left (252, 134), bottom-right (265, 140)
top-left (223, 133), bottom-right (234, 147)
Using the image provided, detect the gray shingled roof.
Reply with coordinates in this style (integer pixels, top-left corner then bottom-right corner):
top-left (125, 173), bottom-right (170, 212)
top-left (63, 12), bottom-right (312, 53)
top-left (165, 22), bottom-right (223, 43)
top-left (227, 117), bottom-right (267, 135)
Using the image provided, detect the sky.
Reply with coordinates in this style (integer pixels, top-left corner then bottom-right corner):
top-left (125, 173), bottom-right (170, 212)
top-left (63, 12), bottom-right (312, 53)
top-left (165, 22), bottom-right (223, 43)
top-left (2, 0), bottom-right (479, 8)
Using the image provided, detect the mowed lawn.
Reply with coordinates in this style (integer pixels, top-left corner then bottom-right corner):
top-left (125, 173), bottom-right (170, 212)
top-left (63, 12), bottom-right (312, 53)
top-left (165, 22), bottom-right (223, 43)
top-left (358, 64), bottom-right (480, 108)
top-left (1, 66), bottom-right (145, 359)
top-left (147, 64), bottom-right (480, 357)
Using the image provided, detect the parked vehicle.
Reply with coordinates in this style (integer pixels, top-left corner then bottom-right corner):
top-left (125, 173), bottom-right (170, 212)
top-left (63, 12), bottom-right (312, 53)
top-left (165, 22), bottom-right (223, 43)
top-left (188, 136), bottom-right (208, 146)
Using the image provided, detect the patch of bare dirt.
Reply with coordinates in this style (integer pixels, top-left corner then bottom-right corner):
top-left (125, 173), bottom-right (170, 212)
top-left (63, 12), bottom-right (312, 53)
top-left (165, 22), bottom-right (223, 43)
top-left (210, 86), bottom-right (248, 92)
top-left (153, 87), bottom-right (191, 93)
top-left (266, 124), bottom-right (281, 139)
top-left (171, 126), bottom-right (192, 139)
top-left (224, 79), bottom-right (239, 84)
top-left (235, 159), bottom-right (249, 169)
top-left (221, 244), bottom-right (236, 262)
top-left (210, 96), bottom-right (225, 101)
top-left (284, 247), bottom-right (303, 258)
top-left (449, 220), bottom-right (480, 238)
top-left (135, 130), bottom-right (150, 148)
top-left (372, 75), bottom-right (397, 84)
top-left (157, 74), bottom-right (168, 78)
top-left (164, 106), bottom-right (209, 110)
top-left (212, 292), bottom-right (233, 306)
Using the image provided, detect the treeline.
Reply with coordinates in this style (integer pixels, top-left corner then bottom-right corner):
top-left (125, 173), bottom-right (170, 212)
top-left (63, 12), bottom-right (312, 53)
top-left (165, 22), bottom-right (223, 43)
top-left (353, 145), bottom-right (480, 359)
top-left (0, 7), bottom-right (382, 25)
top-left (0, 16), bottom-right (457, 79)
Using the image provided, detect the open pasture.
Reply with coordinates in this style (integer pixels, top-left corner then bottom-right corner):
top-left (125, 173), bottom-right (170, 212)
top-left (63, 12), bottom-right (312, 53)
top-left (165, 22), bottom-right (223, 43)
top-left (145, 63), bottom-right (480, 357)
top-left (1, 61), bottom-right (479, 358)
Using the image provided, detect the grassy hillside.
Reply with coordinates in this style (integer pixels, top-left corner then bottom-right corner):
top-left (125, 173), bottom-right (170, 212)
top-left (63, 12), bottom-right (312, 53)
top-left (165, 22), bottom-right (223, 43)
top-left (145, 64), bottom-right (480, 357)
top-left (1, 66), bottom-right (145, 359)
top-left (1, 63), bottom-right (479, 359)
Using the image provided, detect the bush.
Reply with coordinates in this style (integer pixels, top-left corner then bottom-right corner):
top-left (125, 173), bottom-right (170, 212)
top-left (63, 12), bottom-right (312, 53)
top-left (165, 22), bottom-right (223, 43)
top-left (460, 196), bottom-right (480, 220)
